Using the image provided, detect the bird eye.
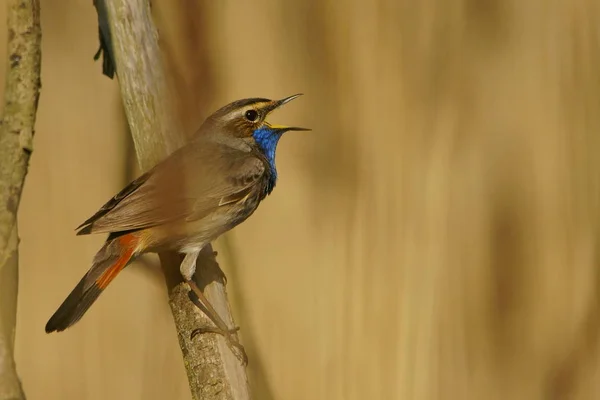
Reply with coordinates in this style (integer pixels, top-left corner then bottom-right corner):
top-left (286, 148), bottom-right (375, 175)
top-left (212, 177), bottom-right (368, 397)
top-left (244, 109), bottom-right (259, 122)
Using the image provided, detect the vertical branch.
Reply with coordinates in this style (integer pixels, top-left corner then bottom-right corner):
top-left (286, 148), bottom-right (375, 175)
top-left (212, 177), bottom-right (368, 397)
top-left (101, 0), bottom-right (183, 168)
top-left (0, 1), bottom-right (41, 400)
top-left (100, 1), bottom-right (251, 399)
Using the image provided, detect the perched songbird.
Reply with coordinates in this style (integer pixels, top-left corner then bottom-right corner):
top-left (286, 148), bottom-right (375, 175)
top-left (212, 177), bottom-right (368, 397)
top-left (46, 94), bottom-right (308, 342)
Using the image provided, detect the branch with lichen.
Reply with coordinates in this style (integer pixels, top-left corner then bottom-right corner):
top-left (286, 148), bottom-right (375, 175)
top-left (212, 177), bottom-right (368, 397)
top-left (0, 1), bottom-right (41, 400)
top-left (99, 1), bottom-right (251, 399)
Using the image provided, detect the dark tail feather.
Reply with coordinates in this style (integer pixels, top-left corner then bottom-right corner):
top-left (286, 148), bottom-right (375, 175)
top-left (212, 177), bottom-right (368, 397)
top-left (45, 235), bottom-right (137, 333)
top-left (45, 274), bottom-right (103, 333)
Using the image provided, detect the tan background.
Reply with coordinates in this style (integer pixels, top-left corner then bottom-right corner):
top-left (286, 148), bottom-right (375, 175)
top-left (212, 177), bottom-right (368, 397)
top-left (0, 0), bottom-right (599, 399)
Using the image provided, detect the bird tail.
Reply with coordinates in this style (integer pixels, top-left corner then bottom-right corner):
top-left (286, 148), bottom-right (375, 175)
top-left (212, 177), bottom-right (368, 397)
top-left (45, 234), bottom-right (138, 333)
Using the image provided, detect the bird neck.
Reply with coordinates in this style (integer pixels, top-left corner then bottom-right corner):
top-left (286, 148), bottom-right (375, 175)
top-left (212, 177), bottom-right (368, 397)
top-left (252, 128), bottom-right (282, 192)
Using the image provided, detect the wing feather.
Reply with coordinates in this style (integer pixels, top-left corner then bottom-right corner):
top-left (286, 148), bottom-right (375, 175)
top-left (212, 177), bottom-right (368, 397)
top-left (76, 140), bottom-right (267, 235)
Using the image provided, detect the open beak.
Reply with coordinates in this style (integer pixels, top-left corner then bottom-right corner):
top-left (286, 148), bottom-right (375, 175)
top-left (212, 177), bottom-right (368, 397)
top-left (263, 94), bottom-right (311, 133)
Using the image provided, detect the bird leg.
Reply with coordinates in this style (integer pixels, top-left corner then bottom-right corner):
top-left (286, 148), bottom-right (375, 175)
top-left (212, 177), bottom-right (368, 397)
top-left (187, 280), bottom-right (247, 365)
top-left (180, 250), bottom-right (248, 365)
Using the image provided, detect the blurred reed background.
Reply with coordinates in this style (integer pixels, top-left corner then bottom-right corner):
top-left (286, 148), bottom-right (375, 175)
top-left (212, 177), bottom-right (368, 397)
top-left (0, 0), bottom-right (599, 399)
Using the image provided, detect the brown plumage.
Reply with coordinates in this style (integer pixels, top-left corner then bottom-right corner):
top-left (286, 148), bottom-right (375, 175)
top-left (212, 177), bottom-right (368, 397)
top-left (46, 94), bottom-right (308, 333)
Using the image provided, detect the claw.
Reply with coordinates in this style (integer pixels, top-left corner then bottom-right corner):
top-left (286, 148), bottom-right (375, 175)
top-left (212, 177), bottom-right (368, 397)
top-left (191, 325), bottom-right (248, 366)
top-left (185, 279), bottom-right (246, 365)
top-left (190, 325), bottom-right (239, 339)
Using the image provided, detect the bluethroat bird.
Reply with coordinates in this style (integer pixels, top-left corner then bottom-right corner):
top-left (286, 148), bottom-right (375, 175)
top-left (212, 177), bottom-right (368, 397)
top-left (46, 94), bottom-right (308, 362)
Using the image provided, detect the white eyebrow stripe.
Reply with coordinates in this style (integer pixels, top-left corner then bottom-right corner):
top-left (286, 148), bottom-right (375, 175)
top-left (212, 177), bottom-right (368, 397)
top-left (221, 102), bottom-right (271, 122)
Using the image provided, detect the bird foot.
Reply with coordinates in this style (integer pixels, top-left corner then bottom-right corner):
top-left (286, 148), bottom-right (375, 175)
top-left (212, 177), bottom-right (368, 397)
top-left (186, 279), bottom-right (247, 365)
top-left (191, 325), bottom-right (248, 365)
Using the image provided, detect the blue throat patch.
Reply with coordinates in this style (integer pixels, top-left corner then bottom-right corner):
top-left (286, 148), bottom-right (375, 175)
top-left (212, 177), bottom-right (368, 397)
top-left (252, 127), bottom-right (282, 192)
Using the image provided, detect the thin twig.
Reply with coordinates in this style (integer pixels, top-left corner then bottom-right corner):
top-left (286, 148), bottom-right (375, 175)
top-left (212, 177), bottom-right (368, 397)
top-left (0, 1), bottom-right (41, 400)
top-left (100, 1), bottom-right (251, 398)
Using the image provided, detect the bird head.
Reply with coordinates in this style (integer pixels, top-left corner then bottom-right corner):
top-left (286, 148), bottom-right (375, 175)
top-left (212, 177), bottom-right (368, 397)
top-left (202, 94), bottom-right (309, 153)
top-left (199, 94), bottom-right (309, 194)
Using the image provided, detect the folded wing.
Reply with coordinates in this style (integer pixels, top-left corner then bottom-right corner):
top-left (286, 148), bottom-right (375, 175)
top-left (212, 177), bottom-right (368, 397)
top-left (76, 140), bottom-right (267, 236)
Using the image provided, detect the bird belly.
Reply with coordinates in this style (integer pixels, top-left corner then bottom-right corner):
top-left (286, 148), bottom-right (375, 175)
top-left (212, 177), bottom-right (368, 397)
top-left (143, 196), bottom-right (261, 254)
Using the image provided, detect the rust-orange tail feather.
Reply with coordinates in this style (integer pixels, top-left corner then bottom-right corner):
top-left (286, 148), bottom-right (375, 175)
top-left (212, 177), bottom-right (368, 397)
top-left (45, 234), bottom-right (137, 333)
